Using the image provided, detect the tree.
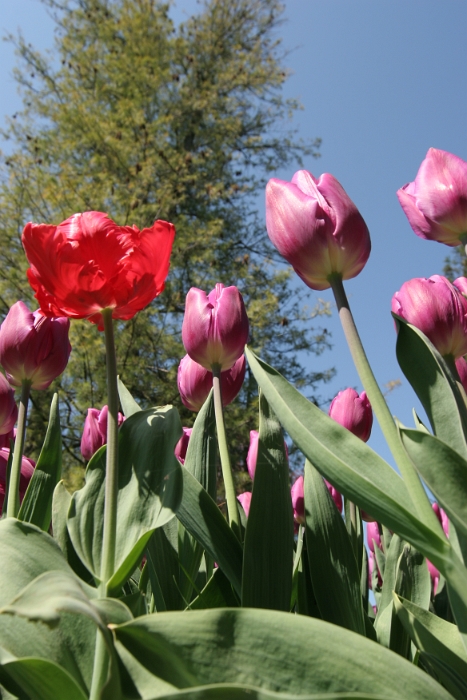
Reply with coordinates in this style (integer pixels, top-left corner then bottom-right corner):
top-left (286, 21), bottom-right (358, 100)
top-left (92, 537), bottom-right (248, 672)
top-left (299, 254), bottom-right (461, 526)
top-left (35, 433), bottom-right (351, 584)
top-left (0, 0), bottom-right (332, 480)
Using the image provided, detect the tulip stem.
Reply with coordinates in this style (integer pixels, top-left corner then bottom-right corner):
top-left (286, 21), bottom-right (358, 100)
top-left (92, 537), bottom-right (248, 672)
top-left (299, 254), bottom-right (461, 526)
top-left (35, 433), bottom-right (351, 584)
top-left (212, 365), bottom-right (241, 539)
top-left (100, 309), bottom-right (119, 594)
top-left (6, 380), bottom-right (31, 518)
top-left (329, 275), bottom-right (438, 528)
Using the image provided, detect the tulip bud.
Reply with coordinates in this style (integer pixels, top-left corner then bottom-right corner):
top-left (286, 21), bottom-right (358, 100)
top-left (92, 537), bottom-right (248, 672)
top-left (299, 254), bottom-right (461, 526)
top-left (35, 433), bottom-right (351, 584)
top-left (177, 353), bottom-right (246, 412)
top-left (397, 148), bottom-right (467, 247)
top-left (181, 284), bottom-right (249, 371)
top-left (0, 374), bottom-right (18, 436)
top-left (0, 301), bottom-right (71, 390)
top-left (265, 169), bottom-right (371, 291)
top-left (291, 476), bottom-right (305, 524)
top-left (432, 502), bottom-right (449, 537)
top-left (174, 427), bottom-right (192, 465)
top-left (392, 275), bottom-right (467, 359)
top-left (426, 558), bottom-right (440, 596)
top-left (237, 491), bottom-right (252, 518)
top-left (328, 388), bottom-right (373, 442)
top-left (0, 448), bottom-right (35, 515)
top-left (366, 521), bottom-right (382, 553)
top-left (80, 405), bottom-right (124, 461)
top-left (246, 430), bottom-right (289, 481)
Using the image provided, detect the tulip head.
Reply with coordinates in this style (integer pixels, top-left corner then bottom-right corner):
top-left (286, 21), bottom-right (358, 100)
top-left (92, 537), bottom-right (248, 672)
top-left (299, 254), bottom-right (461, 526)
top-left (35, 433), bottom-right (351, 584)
top-left (237, 491), bottom-right (252, 518)
top-left (246, 430), bottom-right (259, 481)
top-left (366, 521), bottom-right (382, 553)
top-left (0, 448), bottom-right (35, 514)
top-left (397, 148), bottom-right (467, 246)
top-left (265, 169), bottom-right (371, 291)
top-left (80, 405), bottom-right (125, 461)
top-left (0, 301), bottom-right (71, 390)
top-left (177, 353), bottom-right (246, 412)
top-left (328, 388), bottom-right (373, 442)
top-left (182, 284), bottom-right (249, 371)
top-left (432, 502), bottom-right (449, 537)
top-left (0, 374), bottom-right (18, 435)
top-left (22, 212), bottom-right (175, 330)
top-left (291, 476), bottom-right (305, 525)
top-left (392, 275), bottom-right (467, 359)
top-left (174, 427), bottom-right (192, 465)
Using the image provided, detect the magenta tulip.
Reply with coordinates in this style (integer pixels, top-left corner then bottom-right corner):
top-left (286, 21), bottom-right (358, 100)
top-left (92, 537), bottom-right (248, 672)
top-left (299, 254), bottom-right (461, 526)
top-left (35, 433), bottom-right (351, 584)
top-left (177, 353), bottom-right (246, 412)
top-left (291, 476), bottom-right (305, 524)
top-left (328, 388), bottom-right (373, 442)
top-left (174, 427), bottom-right (192, 465)
top-left (265, 169), bottom-right (371, 291)
top-left (397, 148), bottom-right (467, 247)
top-left (246, 430), bottom-right (259, 480)
top-left (0, 374), bottom-right (18, 436)
top-left (181, 283), bottom-right (249, 371)
top-left (368, 551), bottom-right (382, 589)
top-left (80, 404), bottom-right (124, 461)
top-left (432, 502), bottom-right (449, 537)
top-left (366, 521), bottom-right (382, 553)
top-left (455, 357), bottom-right (467, 392)
top-left (392, 275), bottom-right (467, 359)
top-left (0, 448), bottom-right (35, 514)
top-left (0, 301), bottom-right (71, 390)
top-left (237, 491), bottom-right (252, 518)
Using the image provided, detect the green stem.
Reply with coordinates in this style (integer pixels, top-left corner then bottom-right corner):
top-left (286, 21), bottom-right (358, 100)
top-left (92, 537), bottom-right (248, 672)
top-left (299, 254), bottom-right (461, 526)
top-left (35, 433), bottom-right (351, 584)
top-left (100, 309), bottom-right (120, 595)
top-left (6, 381), bottom-right (31, 518)
top-left (329, 274), bottom-right (438, 528)
top-left (212, 365), bottom-right (241, 539)
top-left (89, 633), bottom-right (108, 700)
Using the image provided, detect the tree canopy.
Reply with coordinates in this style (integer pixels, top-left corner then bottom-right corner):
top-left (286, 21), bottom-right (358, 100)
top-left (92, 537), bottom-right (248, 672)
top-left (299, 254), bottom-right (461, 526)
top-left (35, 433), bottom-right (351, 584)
top-left (0, 0), bottom-right (332, 479)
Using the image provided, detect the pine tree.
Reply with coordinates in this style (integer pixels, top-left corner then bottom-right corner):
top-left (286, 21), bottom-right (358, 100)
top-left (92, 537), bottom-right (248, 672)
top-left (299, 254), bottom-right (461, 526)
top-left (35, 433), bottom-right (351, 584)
top-left (0, 0), bottom-right (333, 480)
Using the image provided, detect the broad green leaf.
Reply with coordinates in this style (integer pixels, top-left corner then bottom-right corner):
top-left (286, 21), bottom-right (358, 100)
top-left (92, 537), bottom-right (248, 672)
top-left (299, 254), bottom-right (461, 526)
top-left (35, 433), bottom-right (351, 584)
top-left (117, 377), bottom-right (142, 417)
top-left (184, 390), bottom-right (217, 498)
top-left (190, 568), bottom-right (238, 610)
top-left (176, 467), bottom-right (243, 597)
top-left (304, 461), bottom-right (365, 635)
top-left (400, 428), bottom-right (467, 539)
top-left (114, 608), bottom-right (451, 699)
top-left (146, 519), bottom-right (185, 611)
top-left (242, 392), bottom-right (293, 611)
top-left (418, 652), bottom-right (467, 700)
top-left (0, 657), bottom-right (87, 700)
top-left (244, 347), bottom-right (447, 562)
top-left (395, 317), bottom-right (467, 460)
top-left (67, 406), bottom-right (183, 592)
top-left (375, 535), bottom-right (405, 647)
top-left (51, 482), bottom-right (95, 584)
top-left (18, 394), bottom-right (62, 531)
top-left (145, 688), bottom-right (403, 700)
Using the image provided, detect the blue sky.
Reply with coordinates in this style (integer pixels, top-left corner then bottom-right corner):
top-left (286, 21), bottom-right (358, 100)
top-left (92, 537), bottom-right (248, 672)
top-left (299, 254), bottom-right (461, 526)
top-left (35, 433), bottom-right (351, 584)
top-left (1, 0), bottom-right (466, 470)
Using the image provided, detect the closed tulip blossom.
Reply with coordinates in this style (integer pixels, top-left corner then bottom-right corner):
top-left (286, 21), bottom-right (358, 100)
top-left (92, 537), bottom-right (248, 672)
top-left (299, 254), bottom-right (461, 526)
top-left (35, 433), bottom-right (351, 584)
top-left (426, 503), bottom-right (449, 596)
top-left (0, 301), bottom-right (71, 390)
top-left (0, 448), bottom-right (35, 515)
top-left (328, 388), bottom-right (373, 443)
top-left (22, 212), bottom-right (175, 330)
top-left (0, 374), bottom-right (18, 436)
top-left (237, 491), bottom-right (252, 518)
top-left (182, 283), bottom-right (249, 371)
top-left (397, 148), bottom-right (467, 247)
top-left (265, 169), bottom-right (371, 291)
top-left (392, 275), bottom-right (467, 359)
top-left (177, 353), bottom-right (246, 412)
top-left (80, 405), bottom-right (125, 461)
top-left (174, 428), bottom-right (193, 465)
top-left (366, 521), bottom-right (382, 553)
top-left (291, 476), bottom-right (305, 525)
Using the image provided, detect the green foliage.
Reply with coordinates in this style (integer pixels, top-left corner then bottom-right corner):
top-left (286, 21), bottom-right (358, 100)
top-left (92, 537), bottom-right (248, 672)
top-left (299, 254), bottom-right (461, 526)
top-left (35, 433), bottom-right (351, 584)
top-left (0, 0), bottom-right (331, 473)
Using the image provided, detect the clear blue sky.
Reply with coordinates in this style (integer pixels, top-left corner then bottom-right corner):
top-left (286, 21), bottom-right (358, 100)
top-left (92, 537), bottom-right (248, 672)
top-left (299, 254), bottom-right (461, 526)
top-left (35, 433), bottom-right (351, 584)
top-left (1, 0), bottom-right (466, 469)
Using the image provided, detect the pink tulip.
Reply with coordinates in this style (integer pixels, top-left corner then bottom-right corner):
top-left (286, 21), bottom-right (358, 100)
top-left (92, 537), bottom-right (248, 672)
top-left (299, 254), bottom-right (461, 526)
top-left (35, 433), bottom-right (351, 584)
top-left (265, 169), bottom-right (371, 291)
top-left (0, 448), bottom-right (35, 514)
top-left (366, 521), bottom-right (382, 553)
top-left (80, 405), bottom-right (125, 461)
top-left (174, 427), bottom-right (192, 465)
top-left (0, 301), bottom-right (71, 390)
top-left (177, 353), bottom-right (246, 412)
top-left (397, 148), bottom-right (467, 247)
top-left (432, 502), bottom-right (449, 537)
top-left (0, 428), bottom-right (15, 449)
top-left (328, 388), bottom-right (373, 443)
top-left (392, 275), bottom-right (467, 359)
top-left (368, 551), bottom-right (382, 589)
top-left (246, 430), bottom-right (259, 480)
top-left (455, 356), bottom-right (467, 391)
top-left (237, 491), bottom-right (252, 518)
top-left (291, 476), bottom-right (305, 524)
top-left (0, 374), bottom-right (18, 436)
top-left (181, 284), bottom-right (249, 371)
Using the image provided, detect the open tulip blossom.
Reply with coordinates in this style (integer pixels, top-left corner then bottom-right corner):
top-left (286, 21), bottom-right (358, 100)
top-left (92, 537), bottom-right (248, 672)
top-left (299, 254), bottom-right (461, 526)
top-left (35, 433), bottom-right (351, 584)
top-left (265, 169), bottom-right (371, 290)
top-left (397, 148), bottom-right (467, 247)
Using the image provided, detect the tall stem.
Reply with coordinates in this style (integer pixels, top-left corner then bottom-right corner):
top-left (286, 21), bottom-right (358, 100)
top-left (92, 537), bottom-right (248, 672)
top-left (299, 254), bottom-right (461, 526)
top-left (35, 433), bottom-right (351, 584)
top-left (6, 381), bottom-right (31, 518)
top-left (212, 365), bottom-right (241, 539)
top-left (329, 274), bottom-right (438, 527)
top-left (100, 309), bottom-right (119, 594)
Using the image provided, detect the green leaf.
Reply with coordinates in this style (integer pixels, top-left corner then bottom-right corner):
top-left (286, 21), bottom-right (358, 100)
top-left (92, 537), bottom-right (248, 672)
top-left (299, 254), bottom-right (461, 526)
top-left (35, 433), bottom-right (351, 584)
top-left (143, 688), bottom-right (408, 700)
top-left (244, 347), bottom-right (447, 562)
top-left (18, 394), bottom-right (62, 531)
top-left (146, 519), bottom-right (185, 611)
top-left (418, 652), bottom-right (467, 700)
top-left (114, 608), bottom-right (451, 699)
top-left (242, 392), bottom-right (294, 611)
top-left (67, 405), bottom-right (183, 593)
top-left (117, 377), bottom-right (142, 417)
top-left (395, 317), bottom-right (467, 460)
top-left (176, 467), bottom-right (243, 597)
top-left (51, 482), bottom-right (95, 584)
top-left (0, 656), bottom-right (88, 700)
top-left (184, 390), bottom-right (217, 498)
top-left (189, 568), bottom-right (238, 610)
top-left (304, 460), bottom-right (365, 635)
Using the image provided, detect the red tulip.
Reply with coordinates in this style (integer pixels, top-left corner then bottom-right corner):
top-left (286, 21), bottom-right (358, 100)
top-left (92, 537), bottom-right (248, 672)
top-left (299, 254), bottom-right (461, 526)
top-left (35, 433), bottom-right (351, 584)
top-left (177, 353), bottom-right (246, 412)
top-left (174, 427), bottom-right (192, 465)
top-left (22, 212), bottom-right (175, 330)
top-left (0, 301), bottom-right (71, 390)
top-left (181, 284), bottom-right (249, 371)
top-left (397, 148), bottom-right (467, 247)
top-left (80, 405), bottom-right (124, 461)
top-left (265, 170), bottom-right (371, 290)
top-left (392, 275), bottom-right (467, 359)
top-left (0, 374), bottom-right (18, 435)
top-left (0, 448), bottom-right (35, 515)
top-left (328, 388), bottom-right (373, 443)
